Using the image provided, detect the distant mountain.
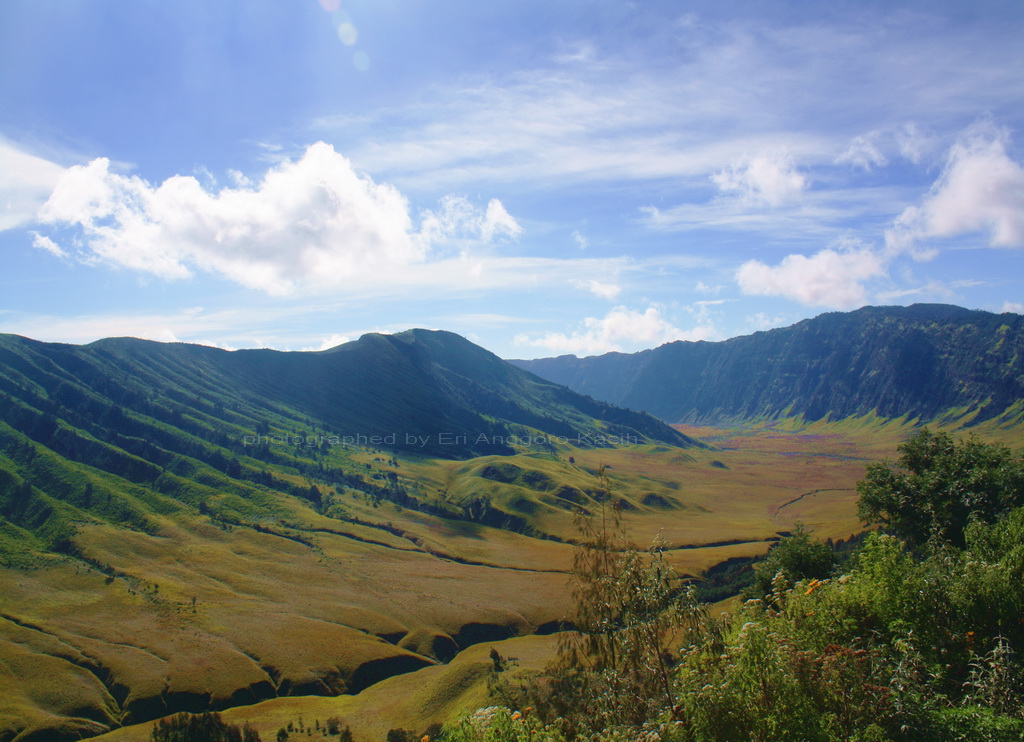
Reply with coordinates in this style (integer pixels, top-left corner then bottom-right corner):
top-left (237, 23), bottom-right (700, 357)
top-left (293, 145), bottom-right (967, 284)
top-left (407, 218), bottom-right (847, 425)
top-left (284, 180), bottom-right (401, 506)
top-left (511, 304), bottom-right (1024, 425)
top-left (0, 328), bottom-right (695, 460)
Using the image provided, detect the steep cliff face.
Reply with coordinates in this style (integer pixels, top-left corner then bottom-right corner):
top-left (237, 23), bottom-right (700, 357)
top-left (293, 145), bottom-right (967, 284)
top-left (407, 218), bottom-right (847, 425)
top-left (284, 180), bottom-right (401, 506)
top-left (512, 305), bottom-right (1024, 424)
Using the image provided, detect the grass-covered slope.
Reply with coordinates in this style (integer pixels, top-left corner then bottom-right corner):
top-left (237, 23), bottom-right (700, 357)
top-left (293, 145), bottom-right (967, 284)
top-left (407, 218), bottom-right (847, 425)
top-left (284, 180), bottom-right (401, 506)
top-left (0, 328), bottom-right (706, 740)
top-left (512, 304), bottom-right (1024, 425)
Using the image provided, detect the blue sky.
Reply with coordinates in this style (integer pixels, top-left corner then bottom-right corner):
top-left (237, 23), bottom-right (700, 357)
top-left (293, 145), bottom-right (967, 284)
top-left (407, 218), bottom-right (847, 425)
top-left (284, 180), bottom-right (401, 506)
top-left (1, 0), bottom-right (1023, 358)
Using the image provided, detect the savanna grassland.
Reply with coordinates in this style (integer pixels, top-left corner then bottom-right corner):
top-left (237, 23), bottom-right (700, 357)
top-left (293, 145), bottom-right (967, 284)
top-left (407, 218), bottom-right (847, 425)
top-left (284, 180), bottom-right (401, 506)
top-left (70, 417), bottom-right (1021, 742)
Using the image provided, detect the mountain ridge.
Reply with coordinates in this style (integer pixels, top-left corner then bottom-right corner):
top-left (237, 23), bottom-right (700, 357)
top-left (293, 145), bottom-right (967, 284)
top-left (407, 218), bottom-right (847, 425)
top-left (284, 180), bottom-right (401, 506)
top-left (0, 327), bottom-right (705, 739)
top-left (0, 328), bottom-right (697, 460)
top-left (510, 304), bottom-right (1024, 425)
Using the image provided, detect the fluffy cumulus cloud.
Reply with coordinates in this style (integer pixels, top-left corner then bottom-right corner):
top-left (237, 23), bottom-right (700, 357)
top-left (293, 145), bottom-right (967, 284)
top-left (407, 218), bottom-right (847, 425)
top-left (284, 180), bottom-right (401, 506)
top-left (515, 305), bottom-right (700, 356)
top-left (736, 246), bottom-right (886, 309)
top-left (836, 123), bottom-right (936, 171)
top-left (711, 152), bottom-right (808, 207)
top-left (887, 124), bottom-right (1024, 252)
top-left (36, 142), bottom-right (520, 294)
top-left (0, 141), bottom-right (67, 231)
top-left (418, 194), bottom-right (522, 250)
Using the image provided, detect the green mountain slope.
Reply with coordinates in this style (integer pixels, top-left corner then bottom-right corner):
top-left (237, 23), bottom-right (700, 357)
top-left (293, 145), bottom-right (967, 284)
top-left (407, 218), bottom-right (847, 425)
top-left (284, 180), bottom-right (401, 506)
top-left (511, 304), bottom-right (1024, 425)
top-left (0, 328), bottom-right (704, 740)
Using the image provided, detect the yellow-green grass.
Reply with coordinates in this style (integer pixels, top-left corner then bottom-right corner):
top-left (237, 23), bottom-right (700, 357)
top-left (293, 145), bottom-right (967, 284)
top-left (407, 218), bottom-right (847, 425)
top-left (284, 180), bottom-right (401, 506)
top-left (90, 634), bottom-right (560, 742)
top-left (0, 508), bottom-right (572, 739)
top-left (6, 419), bottom-right (1024, 740)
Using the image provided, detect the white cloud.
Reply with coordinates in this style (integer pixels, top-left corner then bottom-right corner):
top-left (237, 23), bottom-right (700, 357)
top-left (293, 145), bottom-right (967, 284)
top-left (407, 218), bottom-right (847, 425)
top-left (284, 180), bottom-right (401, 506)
top-left (695, 281), bottom-right (724, 294)
top-left (736, 246), bottom-right (886, 308)
top-left (315, 33), bottom-right (842, 192)
top-left (0, 141), bottom-right (67, 231)
top-left (747, 312), bottom-right (789, 330)
top-left (895, 122), bottom-right (934, 165)
top-left (572, 230), bottom-right (588, 250)
top-left (874, 280), bottom-right (957, 304)
top-left (514, 305), bottom-right (699, 356)
top-left (837, 123), bottom-right (937, 171)
top-left (570, 278), bottom-right (621, 300)
top-left (36, 142), bottom-right (520, 295)
top-left (639, 195), bottom-right (859, 240)
top-left (30, 232), bottom-right (67, 258)
top-left (836, 134), bottom-right (888, 171)
top-left (711, 152), bottom-right (808, 207)
top-left (305, 333), bottom-right (351, 351)
top-left (887, 124), bottom-right (1024, 252)
top-left (0, 306), bottom-right (235, 346)
top-left (1002, 301), bottom-right (1024, 315)
top-left (416, 194), bottom-right (521, 255)
top-left (482, 198), bottom-right (522, 242)
top-left (314, 13), bottom-right (1024, 197)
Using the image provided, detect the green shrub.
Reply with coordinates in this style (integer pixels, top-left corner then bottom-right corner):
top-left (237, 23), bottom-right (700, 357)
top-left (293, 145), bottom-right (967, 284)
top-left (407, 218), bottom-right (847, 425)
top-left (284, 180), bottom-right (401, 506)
top-left (857, 429), bottom-right (1024, 547)
top-left (748, 524), bottom-right (836, 599)
top-left (151, 711), bottom-right (261, 742)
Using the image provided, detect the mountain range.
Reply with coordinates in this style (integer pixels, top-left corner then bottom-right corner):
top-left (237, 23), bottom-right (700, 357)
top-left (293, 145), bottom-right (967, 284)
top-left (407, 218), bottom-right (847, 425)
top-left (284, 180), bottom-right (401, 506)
top-left (512, 304), bottom-right (1024, 426)
top-left (2, 304), bottom-right (1022, 739)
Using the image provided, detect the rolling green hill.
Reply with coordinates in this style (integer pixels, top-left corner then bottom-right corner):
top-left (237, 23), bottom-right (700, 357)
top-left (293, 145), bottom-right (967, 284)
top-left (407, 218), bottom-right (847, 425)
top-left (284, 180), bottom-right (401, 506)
top-left (0, 328), bottom-right (701, 553)
top-left (0, 328), bottom-right (706, 740)
top-left (511, 304), bottom-right (1024, 426)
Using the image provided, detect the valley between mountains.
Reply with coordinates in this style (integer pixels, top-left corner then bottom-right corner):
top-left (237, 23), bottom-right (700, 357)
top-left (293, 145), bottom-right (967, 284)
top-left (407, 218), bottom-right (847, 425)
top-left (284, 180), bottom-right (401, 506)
top-left (1, 304), bottom-right (1022, 741)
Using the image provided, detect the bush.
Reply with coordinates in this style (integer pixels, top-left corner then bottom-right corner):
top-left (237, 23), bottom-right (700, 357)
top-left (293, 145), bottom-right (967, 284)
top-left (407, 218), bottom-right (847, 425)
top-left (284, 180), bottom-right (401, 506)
top-left (151, 712), bottom-right (261, 742)
top-left (747, 524), bottom-right (836, 599)
top-left (857, 429), bottom-right (1024, 547)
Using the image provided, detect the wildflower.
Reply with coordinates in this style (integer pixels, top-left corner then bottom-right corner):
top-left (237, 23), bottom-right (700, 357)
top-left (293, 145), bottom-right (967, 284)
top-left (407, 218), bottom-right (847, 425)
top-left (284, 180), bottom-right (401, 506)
top-left (468, 707), bottom-right (505, 732)
top-left (804, 579), bottom-right (823, 595)
top-left (421, 737), bottom-right (430, 742)
top-left (511, 711), bottom-right (522, 721)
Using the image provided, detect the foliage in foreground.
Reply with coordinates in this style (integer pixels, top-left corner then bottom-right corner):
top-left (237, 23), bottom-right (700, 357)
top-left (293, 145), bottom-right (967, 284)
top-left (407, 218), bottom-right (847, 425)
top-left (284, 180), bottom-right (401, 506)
top-left (857, 428), bottom-right (1024, 547)
top-left (443, 432), bottom-right (1024, 742)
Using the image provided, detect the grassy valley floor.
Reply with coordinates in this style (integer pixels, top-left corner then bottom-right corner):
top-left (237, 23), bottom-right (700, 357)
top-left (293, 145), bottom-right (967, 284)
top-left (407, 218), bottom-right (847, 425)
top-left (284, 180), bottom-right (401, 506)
top-left (5, 419), bottom-right (1023, 740)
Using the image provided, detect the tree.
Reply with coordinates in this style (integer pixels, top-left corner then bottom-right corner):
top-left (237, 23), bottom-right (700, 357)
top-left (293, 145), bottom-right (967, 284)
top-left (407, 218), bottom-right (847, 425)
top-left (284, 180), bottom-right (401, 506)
top-left (857, 428), bottom-right (1024, 547)
top-left (489, 647), bottom-right (504, 672)
top-left (541, 468), bottom-right (706, 734)
top-left (748, 524), bottom-right (835, 598)
top-left (150, 712), bottom-right (260, 742)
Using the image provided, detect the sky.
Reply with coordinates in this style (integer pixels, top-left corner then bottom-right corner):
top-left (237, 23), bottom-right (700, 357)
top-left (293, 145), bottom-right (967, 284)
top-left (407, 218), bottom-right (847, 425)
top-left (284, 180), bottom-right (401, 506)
top-left (1, 0), bottom-right (1023, 359)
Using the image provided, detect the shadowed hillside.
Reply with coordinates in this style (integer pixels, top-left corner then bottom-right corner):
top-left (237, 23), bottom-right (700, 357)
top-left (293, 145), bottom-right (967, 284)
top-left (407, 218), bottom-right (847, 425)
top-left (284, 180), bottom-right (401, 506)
top-left (0, 328), bottom-right (705, 740)
top-left (512, 304), bottom-right (1024, 425)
